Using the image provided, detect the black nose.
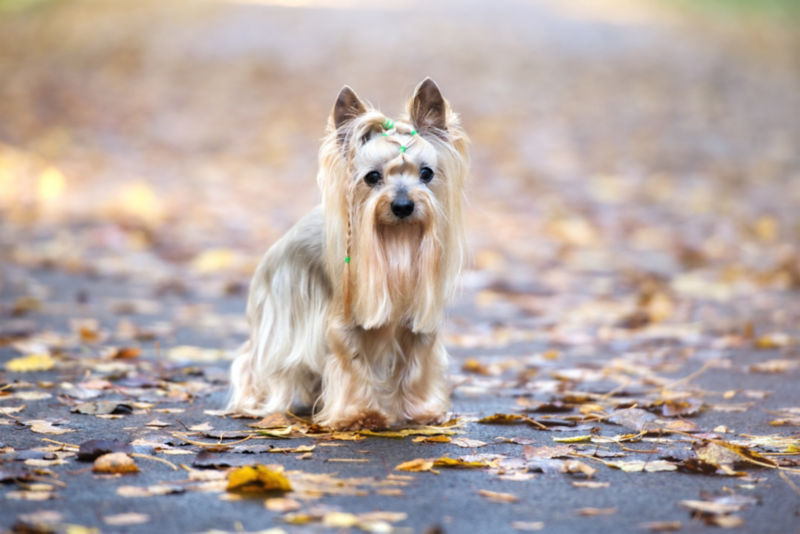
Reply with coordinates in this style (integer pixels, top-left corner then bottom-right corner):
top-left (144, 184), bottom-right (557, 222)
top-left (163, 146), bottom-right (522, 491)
top-left (391, 197), bottom-right (415, 219)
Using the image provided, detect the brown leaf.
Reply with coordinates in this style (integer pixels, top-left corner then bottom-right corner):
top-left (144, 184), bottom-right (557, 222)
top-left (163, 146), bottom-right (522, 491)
top-left (249, 413), bottom-right (292, 429)
top-left (638, 521), bottom-right (682, 532)
top-left (478, 489), bottom-right (518, 503)
top-left (93, 452), bottom-right (139, 474)
top-left (577, 507), bottom-right (616, 516)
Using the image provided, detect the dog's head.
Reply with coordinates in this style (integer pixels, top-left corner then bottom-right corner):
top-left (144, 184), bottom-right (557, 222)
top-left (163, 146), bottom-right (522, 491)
top-left (318, 78), bottom-right (468, 332)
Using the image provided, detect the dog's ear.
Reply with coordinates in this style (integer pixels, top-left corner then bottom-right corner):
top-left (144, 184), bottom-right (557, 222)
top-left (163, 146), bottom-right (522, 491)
top-left (333, 86), bottom-right (367, 131)
top-left (409, 77), bottom-right (448, 135)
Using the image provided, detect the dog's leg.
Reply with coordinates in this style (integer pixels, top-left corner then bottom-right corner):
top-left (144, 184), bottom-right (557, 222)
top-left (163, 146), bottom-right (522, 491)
top-left (227, 208), bottom-right (329, 417)
top-left (314, 320), bottom-right (393, 430)
top-left (393, 331), bottom-right (449, 426)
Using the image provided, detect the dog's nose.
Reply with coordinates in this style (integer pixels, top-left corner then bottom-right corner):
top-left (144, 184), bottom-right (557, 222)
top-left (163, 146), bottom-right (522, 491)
top-left (391, 195), bottom-right (415, 219)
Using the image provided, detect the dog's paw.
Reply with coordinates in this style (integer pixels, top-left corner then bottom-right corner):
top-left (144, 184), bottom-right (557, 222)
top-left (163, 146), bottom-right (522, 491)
top-left (332, 410), bottom-right (390, 431)
top-left (407, 411), bottom-right (447, 426)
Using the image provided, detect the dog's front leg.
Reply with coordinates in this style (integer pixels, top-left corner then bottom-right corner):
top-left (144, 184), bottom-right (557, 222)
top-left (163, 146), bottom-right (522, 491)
top-left (315, 322), bottom-right (392, 430)
top-left (395, 331), bottom-right (450, 426)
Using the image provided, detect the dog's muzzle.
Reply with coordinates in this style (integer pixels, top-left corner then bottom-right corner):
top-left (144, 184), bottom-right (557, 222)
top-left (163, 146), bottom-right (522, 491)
top-left (390, 190), bottom-right (414, 219)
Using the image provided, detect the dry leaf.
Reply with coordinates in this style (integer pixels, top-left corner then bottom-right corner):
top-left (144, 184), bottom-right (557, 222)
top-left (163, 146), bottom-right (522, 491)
top-left (451, 437), bottom-right (487, 448)
top-left (478, 489), bottom-right (518, 503)
top-left (638, 521), bottom-right (682, 532)
top-left (511, 521), bottom-right (544, 531)
top-left (26, 420), bottom-right (73, 435)
top-left (433, 456), bottom-right (492, 469)
top-left (5, 354), bottom-right (54, 372)
top-left (412, 435), bottom-right (451, 444)
top-left (226, 465), bottom-right (292, 493)
top-left (578, 507), bottom-right (617, 516)
top-left (265, 497), bottom-right (301, 512)
top-left (572, 481), bottom-right (610, 489)
top-left (93, 453), bottom-right (139, 474)
top-left (103, 513), bottom-right (149, 526)
top-left (394, 458), bottom-right (435, 472)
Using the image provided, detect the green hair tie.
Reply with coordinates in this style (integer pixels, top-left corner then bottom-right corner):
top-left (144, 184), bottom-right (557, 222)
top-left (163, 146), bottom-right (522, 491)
top-left (382, 118), bottom-right (394, 130)
top-left (399, 145), bottom-right (407, 153)
top-left (344, 256), bottom-right (351, 264)
top-left (410, 129), bottom-right (417, 136)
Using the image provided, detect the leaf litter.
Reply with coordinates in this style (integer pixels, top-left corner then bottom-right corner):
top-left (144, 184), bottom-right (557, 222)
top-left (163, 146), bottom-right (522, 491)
top-left (0, 1), bottom-right (799, 532)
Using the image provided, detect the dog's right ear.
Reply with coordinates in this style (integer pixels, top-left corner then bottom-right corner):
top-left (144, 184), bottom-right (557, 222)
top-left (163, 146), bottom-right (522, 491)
top-left (333, 86), bottom-right (367, 131)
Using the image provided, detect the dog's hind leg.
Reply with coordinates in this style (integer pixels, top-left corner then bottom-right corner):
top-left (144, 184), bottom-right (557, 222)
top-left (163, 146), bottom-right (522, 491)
top-left (227, 208), bottom-right (330, 416)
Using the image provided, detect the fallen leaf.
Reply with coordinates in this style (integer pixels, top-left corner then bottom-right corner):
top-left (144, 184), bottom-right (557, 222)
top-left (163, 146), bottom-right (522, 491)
top-left (572, 481), bottom-right (610, 489)
top-left (607, 408), bottom-right (660, 432)
top-left (578, 507), bottom-right (617, 516)
top-left (451, 437), bottom-right (487, 448)
top-left (433, 456), bottom-right (492, 469)
top-left (638, 521), bottom-right (682, 532)
top-left (265, 497), bottom-right (301, 512)
top-left (511, 521), bottom-right (544, 531)
top-left (552, 435), bottom-right (592, 443)
top-left (749, 359), bottom-right (798, 373)
top-left (78, 439), bottom-right (132, 461)
top-left (26, 419), bottom-right (73, 435)
top-left (394, 458), bottom-right (435, 472)
top-left (103, 513), bottom-right (149, 526)
top-left (72, 401), bottom-right (133, 415)
top-left (412, 435), bottom-right (451, 444)
top-left (93, 452), bottom-right (139, 474)
top-left (249, 413), bottom-right (293, 428)
top-left (226, 465), bottom-right (292, 493)
top-left (478, 489), bottom-right (518, 502)
top-left (5, 354), bottom-right (54, 372)
top-left (607, 460), bottom-right (677, 473)
top-left (562, 459), bottom-right (597, 477)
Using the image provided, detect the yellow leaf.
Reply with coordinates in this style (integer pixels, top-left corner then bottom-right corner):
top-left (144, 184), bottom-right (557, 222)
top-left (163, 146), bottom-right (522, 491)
top-left (542, 349), bottom-right (560, 360)
top-left (394, 458), bottom-right (435, 472)
top-left (64, 526), bottom-right (100, 534)
top-left (478, 413), bottom-right (526, 424)
top-left (412, 435), bottom-right (451, 444)
top-left (358, 420), bottom-right (461, 439)
top-left (322, 512), bottom-right (359, 528)
top-left (433, 456), bottom-right (491, 469)
top-left (552, 435), bottom-right (592, 443)
top-left (5, 353), bottom-right (55, 372)
top-left (226, 465), bottom-right (292, 493)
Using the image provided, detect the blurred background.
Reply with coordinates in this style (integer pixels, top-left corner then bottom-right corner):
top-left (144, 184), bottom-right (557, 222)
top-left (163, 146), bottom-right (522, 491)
top-left (0, 0), bottom-right (798, 345)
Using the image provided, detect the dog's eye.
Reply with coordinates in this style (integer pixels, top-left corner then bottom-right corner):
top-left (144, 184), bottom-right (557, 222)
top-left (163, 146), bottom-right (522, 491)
top-left (364, 171), bottom-right (381, 186)
top-left (419, 166), bottom-right (434, 183)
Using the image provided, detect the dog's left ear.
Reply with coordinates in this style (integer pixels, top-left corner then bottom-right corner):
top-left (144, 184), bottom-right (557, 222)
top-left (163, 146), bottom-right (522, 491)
top-left (333, 86), bottom-right (367, 131)
top-left (409, 77), bottom-right (448, 135)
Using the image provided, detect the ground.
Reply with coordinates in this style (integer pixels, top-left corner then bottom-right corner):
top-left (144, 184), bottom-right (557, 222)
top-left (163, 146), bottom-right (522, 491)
top-left (1, 0), bottom-right (799, 533)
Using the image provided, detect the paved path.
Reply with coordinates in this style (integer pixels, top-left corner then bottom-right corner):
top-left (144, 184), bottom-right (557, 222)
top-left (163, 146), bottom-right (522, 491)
top-left (1, 1), bottom-right (799, 532)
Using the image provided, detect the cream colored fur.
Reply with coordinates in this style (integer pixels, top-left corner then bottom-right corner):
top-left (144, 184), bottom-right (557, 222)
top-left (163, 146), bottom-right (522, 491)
top-left (227, 78), bottom-right (468, 429)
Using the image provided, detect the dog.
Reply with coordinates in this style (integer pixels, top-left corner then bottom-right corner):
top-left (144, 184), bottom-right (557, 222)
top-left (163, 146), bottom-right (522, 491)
top-left (227, 78), bottom-right (468, 430)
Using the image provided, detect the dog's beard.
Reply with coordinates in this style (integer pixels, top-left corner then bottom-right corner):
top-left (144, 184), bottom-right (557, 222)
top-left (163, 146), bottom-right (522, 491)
top-left (351, 193), bottom-right (443, 332)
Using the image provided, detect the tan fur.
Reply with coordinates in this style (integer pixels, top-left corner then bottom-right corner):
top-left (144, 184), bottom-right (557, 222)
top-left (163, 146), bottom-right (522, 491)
top-left (227, 78), bottom-right (468, 429)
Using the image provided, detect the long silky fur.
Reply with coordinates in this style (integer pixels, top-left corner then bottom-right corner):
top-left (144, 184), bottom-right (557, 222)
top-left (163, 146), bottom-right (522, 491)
top-left (227, 82), bottom-right (468, 428)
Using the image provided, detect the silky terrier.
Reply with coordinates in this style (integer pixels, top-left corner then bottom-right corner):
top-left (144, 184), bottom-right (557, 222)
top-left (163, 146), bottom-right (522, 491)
top-left (227, 78), bottom-right (468, 429)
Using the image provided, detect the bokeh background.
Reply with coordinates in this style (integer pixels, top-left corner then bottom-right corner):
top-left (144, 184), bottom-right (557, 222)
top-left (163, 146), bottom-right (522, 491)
top-left (1, 0), bottom-right (798, 345)
top-left (1, 2), bottom-right (800, 532)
